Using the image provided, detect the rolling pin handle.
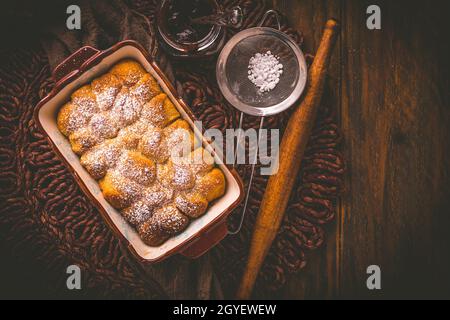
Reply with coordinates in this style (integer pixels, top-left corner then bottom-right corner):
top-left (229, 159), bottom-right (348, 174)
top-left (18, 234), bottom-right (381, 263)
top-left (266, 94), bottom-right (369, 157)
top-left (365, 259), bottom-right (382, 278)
top-left (236, 18), bottom-right (340, 299)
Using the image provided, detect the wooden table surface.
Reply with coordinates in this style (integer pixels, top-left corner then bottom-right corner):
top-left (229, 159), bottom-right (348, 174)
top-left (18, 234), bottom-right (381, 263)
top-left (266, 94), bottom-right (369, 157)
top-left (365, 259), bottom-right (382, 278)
top-left (0, 0), bottom-right (448, 300)
top-left (272, 0), bottom-right (450, 299)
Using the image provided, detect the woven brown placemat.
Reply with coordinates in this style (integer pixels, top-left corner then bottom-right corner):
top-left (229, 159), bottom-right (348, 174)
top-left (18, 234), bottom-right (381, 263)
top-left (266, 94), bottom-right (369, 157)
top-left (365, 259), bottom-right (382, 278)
top-left (0, 0), bottom-right (344, 299)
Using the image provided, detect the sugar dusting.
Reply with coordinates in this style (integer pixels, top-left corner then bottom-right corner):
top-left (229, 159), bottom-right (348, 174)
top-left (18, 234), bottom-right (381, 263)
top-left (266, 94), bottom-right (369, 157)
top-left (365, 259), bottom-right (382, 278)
top-left (96, 86), bottom-right (119, 111)
top-left (116, 151), bottom-right (156, 186)
top-left (58, 62), bottom-right (225, 246)
top-left (111, 88), bottom-right (142, 126)
top-left (175, 193), bottom-right (206, 218)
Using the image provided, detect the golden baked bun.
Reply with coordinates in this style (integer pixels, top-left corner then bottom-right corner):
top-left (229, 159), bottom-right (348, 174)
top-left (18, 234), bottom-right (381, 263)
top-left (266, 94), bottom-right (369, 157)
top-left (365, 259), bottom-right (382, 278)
top-left (175, 192), bottom-right (208, 218)
top-left (69, 113), bottom-right (119, 155)
top-left (130, 73), bottom-right (161, 104)
top-left (110, 87), bottom-right (142, 126)
top-left (57, 103), bottom-right (82, 137)
top-left (164, 119), bottom-right (198, 161)
top-left (137, 126), bottom-right (164, 161)
top-left (176, 147), bottom-right (215, 175)
top-left (155, 205), bottom-right (189, 234)
top-left (110, 59), bottom-right (146, 86)
top-left (137, 220), bottom-right (169, 246)
top-left (99, 171), bottom-right (142, 209)
top-left (121, 183), bottom-right (173, 226)
top-left (57, 101), bottom-right (97, 137)
top-left (158, 147), bottom-right (215, 191)
top-left (89, 113), bottom-right (119, 140)
top-left (138, 204), bottom-right (189, 246)
top-left (58, 85), bottom-right (99, 138)
top-left (71, 84), bottom-right (97, 107)
top-left (115, 121), bottom-right (148, 150)
top-left (57, 59), bottom-right (228, 247)
top-left (194, 168), bottom-right (226, 202)
top-left (80, 140), bottom-right (122, 179)
top-left (116, 150), bottom-right (156, 186)
top-left (91, 73), bottom-right (122, 111)
top-left (157, 161), bottom-right (196, 191)
top-left (140, 93), bottom-right (180, 128)
top-left (142, 182), bottom-right (174, 207)
top-left (69, 127), bottom-right (98, 155)
top-left (138, 119), bottom-right (196, 163)
top-left (121, 200), bottom-right (153, 227)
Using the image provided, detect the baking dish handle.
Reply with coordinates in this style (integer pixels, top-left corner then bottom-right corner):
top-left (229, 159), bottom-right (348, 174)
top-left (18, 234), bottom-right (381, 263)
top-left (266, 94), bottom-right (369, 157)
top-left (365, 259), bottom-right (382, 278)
top-left (180, 219), bottom-right (228, 259)
top-left (52, 46), bottom-right (101, 83)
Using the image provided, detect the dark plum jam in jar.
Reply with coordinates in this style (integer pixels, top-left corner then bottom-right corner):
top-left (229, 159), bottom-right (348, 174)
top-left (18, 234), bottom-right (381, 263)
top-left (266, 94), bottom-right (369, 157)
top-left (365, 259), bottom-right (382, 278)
top-left (167, 0), bottom-right (214, 44)
top-left (157, 0), bottom-right (226, 58)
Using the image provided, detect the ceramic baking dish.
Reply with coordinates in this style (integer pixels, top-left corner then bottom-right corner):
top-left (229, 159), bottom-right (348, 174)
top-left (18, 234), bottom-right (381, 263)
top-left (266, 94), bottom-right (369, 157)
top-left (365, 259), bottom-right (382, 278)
top-left (34, 40), bottom-right (244, 263)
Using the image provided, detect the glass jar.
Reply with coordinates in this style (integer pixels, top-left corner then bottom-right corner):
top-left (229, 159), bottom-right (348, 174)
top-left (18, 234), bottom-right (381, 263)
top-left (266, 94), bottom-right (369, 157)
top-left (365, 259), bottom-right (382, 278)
top-left (156, 0), bottom-right (227, 58)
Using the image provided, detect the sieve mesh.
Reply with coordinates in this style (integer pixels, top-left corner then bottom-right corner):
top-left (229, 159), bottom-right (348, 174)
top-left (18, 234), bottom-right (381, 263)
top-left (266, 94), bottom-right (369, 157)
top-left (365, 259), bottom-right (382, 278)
top-left (224, 33), bottom-right (300, 108)
top-left (217, 26), bottom-right (307, 116)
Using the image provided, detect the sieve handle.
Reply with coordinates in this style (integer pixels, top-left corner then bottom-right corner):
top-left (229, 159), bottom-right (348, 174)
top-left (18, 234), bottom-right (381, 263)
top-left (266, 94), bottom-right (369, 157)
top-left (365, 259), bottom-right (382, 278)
top-left (257, 9), bottom-right (281, 30)
top-left (228, 114), bottom-right (264, 235)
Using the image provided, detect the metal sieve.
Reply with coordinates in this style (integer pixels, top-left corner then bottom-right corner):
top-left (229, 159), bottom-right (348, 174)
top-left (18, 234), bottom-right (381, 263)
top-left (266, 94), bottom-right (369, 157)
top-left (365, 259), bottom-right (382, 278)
top-left (216, 10), bottom-right (308, 234)
top-left (216, 10), bottom-right (307, 117)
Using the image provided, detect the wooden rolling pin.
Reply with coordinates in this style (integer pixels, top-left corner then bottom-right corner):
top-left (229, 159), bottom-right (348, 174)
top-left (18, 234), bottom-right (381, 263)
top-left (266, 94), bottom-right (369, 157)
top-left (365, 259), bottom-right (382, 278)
top-left (236, 19), bottom-right (340, 299)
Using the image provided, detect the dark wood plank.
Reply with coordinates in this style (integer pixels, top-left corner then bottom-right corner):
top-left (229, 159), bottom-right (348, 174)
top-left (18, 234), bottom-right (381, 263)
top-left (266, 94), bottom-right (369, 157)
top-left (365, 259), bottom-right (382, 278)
top-left (339, 0), bottom-right (450, 299)
top-left (273, 0), bottom-right (450, 299)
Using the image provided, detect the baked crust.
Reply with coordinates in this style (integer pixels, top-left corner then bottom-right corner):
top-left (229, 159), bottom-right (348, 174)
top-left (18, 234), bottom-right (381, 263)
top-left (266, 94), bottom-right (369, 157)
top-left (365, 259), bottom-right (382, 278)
top-left (57, 59), bottom-right (226, 246)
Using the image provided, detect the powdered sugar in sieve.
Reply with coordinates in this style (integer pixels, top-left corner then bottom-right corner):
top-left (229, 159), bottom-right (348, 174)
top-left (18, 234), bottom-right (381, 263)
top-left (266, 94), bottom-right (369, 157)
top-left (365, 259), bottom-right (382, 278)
top-left (247, 51), bottom-right (284, 93)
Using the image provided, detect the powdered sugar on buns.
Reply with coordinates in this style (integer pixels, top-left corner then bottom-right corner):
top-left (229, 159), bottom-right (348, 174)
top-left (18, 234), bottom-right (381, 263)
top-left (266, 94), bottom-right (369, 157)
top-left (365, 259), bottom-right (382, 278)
top-left (57, 59), bottom-right (226, 247)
